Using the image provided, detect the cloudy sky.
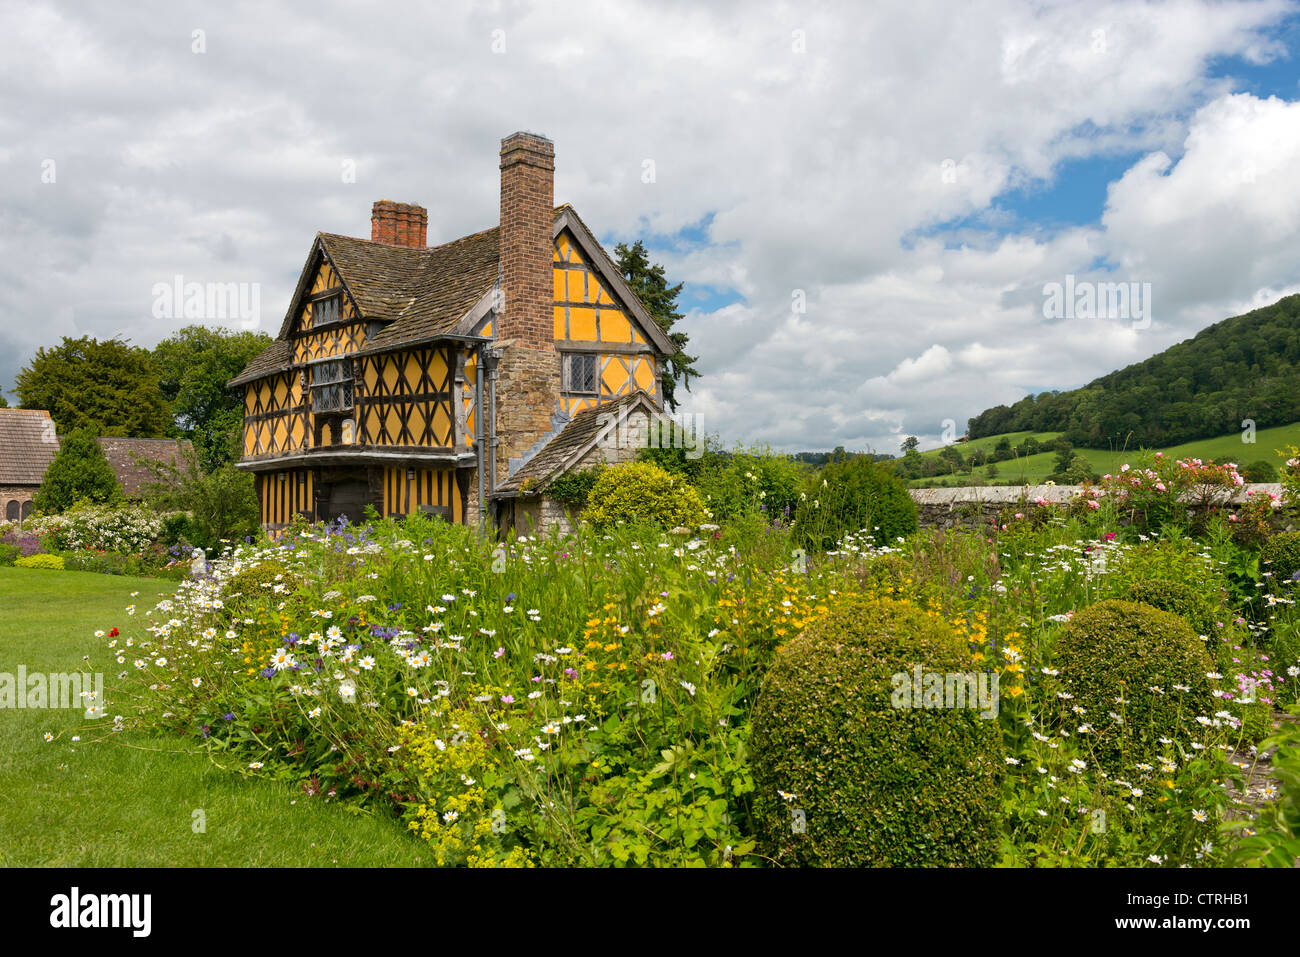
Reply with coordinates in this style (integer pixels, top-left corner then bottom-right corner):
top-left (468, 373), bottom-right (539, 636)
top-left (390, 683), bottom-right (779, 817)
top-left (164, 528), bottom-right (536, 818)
top-left (3, 0), bottom-right (1299, 454)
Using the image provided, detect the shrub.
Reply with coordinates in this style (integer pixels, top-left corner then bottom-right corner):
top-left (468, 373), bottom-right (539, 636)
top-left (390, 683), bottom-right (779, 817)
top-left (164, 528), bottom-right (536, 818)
top-left (582, 461), bottom-right (707, 531)
top-left (1241, 460), bottom-right (1278, 483)
top-left (692, 448), bottom-right (803, 523)
top-left (34, 427), bottom-right (123, 513)
top-left (15, 553), bottom-right (65, 570)
top-left (0, 543), bottom-right (19, 566)
top-left (1125, 578), bottom-right (1221, 636)
top-left (1054, 600), bottom-right (1214, 769)
top-left (545, 465), bottom-right (605, 511)
top-left (220, 559), bottom-right (299, 607)
top-left (34, 503), bottom-right (163, 553)
top-left (1261, 531), bottom-right (1300, 591)
top-left (750, 596), bottom-right (1004, 866)
top-left (799, 456), bottom-right (918, 551)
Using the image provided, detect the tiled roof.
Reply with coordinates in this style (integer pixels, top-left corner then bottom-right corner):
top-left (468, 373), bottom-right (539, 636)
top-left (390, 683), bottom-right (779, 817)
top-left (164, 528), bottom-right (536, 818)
top-left (323, 227), bottom-right (501, 352)
top-left (0, 409), bottom-right (59, 486)
top-left (95, 437), bottom-right (193, 498)
top-left (496, 391), bottom-right (656, 494)
top-left (228, 339), bottom-right (291, 387)
top-left (228, 204), bottom-right (671, 387)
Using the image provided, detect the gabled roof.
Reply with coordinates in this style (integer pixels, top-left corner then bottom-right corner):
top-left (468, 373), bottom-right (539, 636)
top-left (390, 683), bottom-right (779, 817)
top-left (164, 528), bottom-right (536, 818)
top-left (0, 409), bottom-right (58, 486)
top-left (322, 227), bottom-right (501, 351)
top-left (553, 206), bottom-right (679, 357)
top-left (495, 390), bottom-right (659, 495)
top-left (229, 204), bottom-right (676, 387)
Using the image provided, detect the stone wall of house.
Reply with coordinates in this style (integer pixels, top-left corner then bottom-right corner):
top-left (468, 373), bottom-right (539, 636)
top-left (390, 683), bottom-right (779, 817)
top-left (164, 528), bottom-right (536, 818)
top-left (908, 483), bottom-right (1292, 532)
top-left (0, 485), bottom-right (37, 524)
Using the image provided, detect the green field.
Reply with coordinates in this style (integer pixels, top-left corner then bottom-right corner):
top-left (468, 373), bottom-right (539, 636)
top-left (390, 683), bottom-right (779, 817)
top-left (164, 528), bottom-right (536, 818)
top-left (0, 567), bottom-right (428, 866)
top-left (909, 422), bottom-right (1300, 487)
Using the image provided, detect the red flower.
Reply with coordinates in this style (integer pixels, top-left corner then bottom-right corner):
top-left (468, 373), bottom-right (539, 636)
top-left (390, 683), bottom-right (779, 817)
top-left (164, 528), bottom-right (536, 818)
top-left (109, 627), bottom-right (119, 637)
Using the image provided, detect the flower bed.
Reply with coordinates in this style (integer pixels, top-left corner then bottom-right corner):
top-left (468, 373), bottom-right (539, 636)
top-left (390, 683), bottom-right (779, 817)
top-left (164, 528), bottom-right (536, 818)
top-left (70, 506), bottom-right (1300, 867)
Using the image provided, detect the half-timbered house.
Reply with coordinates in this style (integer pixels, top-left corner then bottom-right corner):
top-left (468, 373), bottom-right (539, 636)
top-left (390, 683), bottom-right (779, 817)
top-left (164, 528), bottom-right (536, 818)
top-left (229, 132), bottom-right (676, 532)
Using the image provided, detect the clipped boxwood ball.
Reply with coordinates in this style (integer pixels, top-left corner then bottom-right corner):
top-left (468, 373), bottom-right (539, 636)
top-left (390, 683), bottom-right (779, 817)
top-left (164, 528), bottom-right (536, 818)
top-left (1261, 531), bottom-right (1300, 592)
top-left (750, 597), bottom-right (1004, 867)
top-left (1124, 578), bottom-right (1220, 636)
top-left (1054, 600), bottom-right (1213, 770)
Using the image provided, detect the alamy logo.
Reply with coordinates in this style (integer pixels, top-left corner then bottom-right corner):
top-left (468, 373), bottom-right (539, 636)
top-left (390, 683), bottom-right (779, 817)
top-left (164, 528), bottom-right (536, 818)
top-left (0, 667), bottom-right (104, 714)
top-left (597, 406), bottom-right (704, 460)
top-left (151, 274), bottom-right (261, 329)
top-left (1042, 274), bottom-right (1152, 329)
top-left (891, 666), bottom-right (999, 719)
top-left (49, 887), bottom-right (151, 937)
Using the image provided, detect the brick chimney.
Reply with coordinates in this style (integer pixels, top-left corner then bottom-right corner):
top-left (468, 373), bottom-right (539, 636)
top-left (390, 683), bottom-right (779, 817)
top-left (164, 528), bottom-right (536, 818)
top-left (495, 132), bottom-right (562, 475)
top-left (371, 200), bottom-right (427, 247)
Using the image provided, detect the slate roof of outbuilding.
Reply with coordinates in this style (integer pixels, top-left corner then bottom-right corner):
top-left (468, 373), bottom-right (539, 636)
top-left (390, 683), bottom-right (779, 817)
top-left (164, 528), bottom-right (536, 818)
top-left (0, 409), bottom-right (59, 486)
top-left (495, 391), bottom-right (657, 495)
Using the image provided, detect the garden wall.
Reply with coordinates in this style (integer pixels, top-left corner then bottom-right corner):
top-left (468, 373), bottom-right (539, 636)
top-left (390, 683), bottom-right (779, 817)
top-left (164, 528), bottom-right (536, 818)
top-left (909, 483), bottom-right (1290, 532)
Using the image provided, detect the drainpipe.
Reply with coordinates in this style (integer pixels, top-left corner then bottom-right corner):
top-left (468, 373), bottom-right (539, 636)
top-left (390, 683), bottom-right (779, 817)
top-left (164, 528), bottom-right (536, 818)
top-left (475, 343), bottom-right (486, 532)
top-left (485, 347), bottom-right (502, 530)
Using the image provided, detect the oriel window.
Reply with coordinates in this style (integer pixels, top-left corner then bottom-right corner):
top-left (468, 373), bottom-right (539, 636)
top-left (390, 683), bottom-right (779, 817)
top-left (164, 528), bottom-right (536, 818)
top-left (310, 359), bottom-right (354, 413)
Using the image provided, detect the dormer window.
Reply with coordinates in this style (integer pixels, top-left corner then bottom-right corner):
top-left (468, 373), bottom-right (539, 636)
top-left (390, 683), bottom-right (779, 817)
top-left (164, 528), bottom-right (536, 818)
top-left (314, 292), bottom-right (343, 327)
top-left (564, 353), bottom-right (597, 395)
top-left (311, 359), bottom-right (354, 413)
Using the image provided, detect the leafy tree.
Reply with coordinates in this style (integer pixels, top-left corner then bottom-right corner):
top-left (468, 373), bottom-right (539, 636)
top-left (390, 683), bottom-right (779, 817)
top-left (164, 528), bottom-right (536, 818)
top-left (1241, 460), bottom-right (1279, 483)
top-left (34, 427), bottom-right (123, 513)
top-left (15, 336), bottom-right (170, 437)
top-left (614, 240), bottom-right (700, 411)
top-left (139, 448), bottom-right (259, 552)
top-left (0, 393), bottom-right (8, 408)
top-left (153, 326), bottom-right (272, 470)
top-left (900, 435), bottom-right (919, 454)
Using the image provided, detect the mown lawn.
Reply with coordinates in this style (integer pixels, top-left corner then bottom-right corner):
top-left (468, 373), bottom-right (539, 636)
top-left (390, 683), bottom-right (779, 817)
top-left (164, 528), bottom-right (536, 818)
top-left (0, 566), bottom-right (429, 866)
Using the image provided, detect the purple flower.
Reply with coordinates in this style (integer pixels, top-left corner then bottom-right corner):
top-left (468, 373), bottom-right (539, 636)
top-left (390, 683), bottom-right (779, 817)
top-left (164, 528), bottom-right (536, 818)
top-left (222, 712), bottom-right (235, 721)
top-left (201, 724), bottom-right (211, 738)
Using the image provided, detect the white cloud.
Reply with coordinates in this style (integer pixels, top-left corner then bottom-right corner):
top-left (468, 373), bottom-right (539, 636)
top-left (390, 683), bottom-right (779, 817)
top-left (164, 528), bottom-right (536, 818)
top-left (0, 0), bottom-right (1297, 454)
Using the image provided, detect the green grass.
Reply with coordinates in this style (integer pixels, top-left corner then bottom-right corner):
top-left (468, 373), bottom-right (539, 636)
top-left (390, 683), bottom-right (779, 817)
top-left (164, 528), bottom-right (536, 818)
top-left (0, 566), bottom-right (429, 866)
top-left (908, 422), bottom-right (1300, 486)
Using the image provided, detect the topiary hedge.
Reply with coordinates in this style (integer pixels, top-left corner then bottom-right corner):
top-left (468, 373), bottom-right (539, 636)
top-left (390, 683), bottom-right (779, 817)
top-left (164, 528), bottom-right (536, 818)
top-left (1261, 531), bottom-right (1300, 591)
top-left (1054, 600), bottom-right (1214, 770)
top-left (582, 461), bottom-right (707, 531)
top-left (1124, 578), bottom-right (1221, 636)
top-left (750, 596), bottom-right (1004, 866)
